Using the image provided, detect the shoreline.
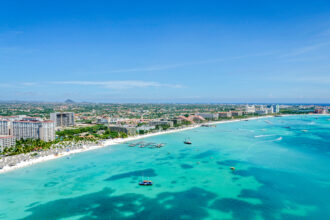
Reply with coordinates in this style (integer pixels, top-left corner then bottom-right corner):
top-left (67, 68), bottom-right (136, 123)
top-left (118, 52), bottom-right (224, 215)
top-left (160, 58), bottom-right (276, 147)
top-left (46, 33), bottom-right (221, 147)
top-left (0, 114), bottom-right (327, 174)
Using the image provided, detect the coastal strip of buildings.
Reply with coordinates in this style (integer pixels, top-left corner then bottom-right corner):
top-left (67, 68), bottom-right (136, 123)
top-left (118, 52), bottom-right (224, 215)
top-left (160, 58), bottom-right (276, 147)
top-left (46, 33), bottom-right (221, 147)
top-left (0, 112), bottom-right (76, 152)
top-left (1, 104), bottom-right (328, 153)
top-left (0, 116), bottom-right (56, 151)
top-left (0, 112), bottom-right (75, 151)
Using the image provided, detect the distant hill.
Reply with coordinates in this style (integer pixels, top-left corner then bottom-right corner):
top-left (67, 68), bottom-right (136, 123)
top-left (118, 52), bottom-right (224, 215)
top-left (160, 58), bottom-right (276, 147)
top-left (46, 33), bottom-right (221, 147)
top-left (64, 99), bottom-right (75, 104)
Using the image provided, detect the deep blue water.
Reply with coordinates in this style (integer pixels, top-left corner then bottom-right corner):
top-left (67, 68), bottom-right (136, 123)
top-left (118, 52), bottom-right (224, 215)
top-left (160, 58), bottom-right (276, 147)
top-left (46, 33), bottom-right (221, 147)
top-left (0, 115), bottom-right (329, 220)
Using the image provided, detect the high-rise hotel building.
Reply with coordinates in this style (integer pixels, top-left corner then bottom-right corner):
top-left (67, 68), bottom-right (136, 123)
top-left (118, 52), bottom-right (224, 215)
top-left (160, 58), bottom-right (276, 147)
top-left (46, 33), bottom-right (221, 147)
top-left (12, 120), bottom-right (55, 142)
top-left (50, 112), bottom-right (75, 127)
top-left (0, 119), bottom-right (10, 135)
top-left (0, 119), bottom-right (15, 151)
top-left (0, 135), bottom-right (16, 152)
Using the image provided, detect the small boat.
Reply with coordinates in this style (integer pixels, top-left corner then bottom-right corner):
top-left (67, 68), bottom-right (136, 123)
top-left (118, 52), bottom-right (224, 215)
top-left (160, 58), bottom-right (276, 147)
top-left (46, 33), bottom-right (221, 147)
top-left (155, 143), bottom-right (165, 148)
top-left (129, 144), bottom-right (136, 147)
top-left (139, 180), bottom-right (153, 186)
top-left (230, 167), bottom-right (235, 171)
top-left (184, 138), bottom-right (192, 145)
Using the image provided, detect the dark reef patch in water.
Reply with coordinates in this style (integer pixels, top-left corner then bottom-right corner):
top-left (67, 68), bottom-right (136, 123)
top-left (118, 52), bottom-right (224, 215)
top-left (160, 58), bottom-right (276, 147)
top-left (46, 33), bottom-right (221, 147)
top-left (105, 168), bottom-right (156, 181)
top-left (44, 181), bottom-right (58, 188)
top-left (232, 170), bottom-right (251, 177)
top-left (156, 161), bottom-right (171, 166)
top-left (65, 163), bottom-right (97, 174)
top-left (21, 187), bottom-right (216, 220)
top-left (178, 153), bottom-right (188, 159)
top-left (155, 155), bottom-right (175, 161)
top-left (213, 166), bottom-right (330, 220)
top-left (194, 149), bottom-right (218, 159)
top-left (180, 164), bottom-right (193, 169)
top-left (27, 202), bottom-right (40, 208)
top-left (217, 159), bottom-right (245, 166)
top-left (211, 198), bottom-right (257, 220)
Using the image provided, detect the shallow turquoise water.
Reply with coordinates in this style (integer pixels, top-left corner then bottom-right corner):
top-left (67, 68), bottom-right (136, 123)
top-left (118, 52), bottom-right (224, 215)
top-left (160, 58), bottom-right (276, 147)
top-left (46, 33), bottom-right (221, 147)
top-left (0, 115), bottom-right (330, 220)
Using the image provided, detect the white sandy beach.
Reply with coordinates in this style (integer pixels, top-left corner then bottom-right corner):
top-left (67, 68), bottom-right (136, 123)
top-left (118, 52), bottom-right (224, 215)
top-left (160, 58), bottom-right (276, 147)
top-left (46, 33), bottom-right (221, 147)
top-left (0, 115), bottom-right (288, 174)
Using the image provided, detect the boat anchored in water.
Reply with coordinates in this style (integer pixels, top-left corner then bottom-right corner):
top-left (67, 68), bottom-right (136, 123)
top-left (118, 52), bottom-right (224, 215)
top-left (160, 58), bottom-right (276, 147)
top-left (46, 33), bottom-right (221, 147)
top-left (139, 177), bottom-right (153, 186)
top-left (184, 138), bottom-right (192, 145)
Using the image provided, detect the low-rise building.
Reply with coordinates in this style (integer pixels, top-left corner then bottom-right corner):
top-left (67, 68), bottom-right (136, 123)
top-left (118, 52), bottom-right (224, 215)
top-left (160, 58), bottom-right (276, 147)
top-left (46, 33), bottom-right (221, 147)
top-left (136, 125), bottom-right (155, 133)
top-left (0, 135), bottom-right (16, 152)
top-left (187, 115), bottom-right (206, 123)
top-left (231, 111), bottom-right (243, 117)
top-left (197, 113), bottom-right (218, 120)
top-left (314, 108), bottom-right (328, 114)
top-left (170, 118), bottom-right (182, 125)
top-left (218, 112), bottom-right (232, 118)
top-left (256, 110), bottom-right (268, 115)
top-left (108, 126), bottom-right (137, 136)
top-left (149, 120), bottom-right (174, 127)
top-left (245, 105), bottom-right (256, 113)
top-left (97, 117), bottom-right (110, 125)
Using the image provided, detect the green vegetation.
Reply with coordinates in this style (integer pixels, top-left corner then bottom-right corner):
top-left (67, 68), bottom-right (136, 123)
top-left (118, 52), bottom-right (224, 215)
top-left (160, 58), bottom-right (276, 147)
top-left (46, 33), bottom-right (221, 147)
top-left (2, 139), bottom-right (57, 156)
top-left (280, 108), bottom-right (313, 114)
top-left (155, 124), bottom-right (171, 130)
top-left (56, 125), bottom-right (122, 140)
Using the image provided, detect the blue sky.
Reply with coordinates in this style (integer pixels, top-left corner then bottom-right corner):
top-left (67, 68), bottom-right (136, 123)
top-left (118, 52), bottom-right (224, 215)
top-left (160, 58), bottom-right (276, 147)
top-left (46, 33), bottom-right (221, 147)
top-left (0, 0), bottom-right (330, 103)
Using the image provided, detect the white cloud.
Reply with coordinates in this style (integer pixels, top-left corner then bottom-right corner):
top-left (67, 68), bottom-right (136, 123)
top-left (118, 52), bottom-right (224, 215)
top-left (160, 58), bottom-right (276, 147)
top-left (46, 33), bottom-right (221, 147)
top-left (50, 80), bottom-right (183, 89)
top-left (0, 83), bottom-right (15, 88)
top-left (20, 82), bottom-right (38, 86)
top-left (280, 42), bottom-right (330, 58)
top-left (107, 52), bottom-right (276, 73)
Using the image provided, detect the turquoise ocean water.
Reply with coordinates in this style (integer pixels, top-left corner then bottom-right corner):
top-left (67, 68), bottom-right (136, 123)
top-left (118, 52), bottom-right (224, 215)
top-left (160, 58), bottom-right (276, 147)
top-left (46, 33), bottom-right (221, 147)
top-left (0, 115), bottom-right (330, 220)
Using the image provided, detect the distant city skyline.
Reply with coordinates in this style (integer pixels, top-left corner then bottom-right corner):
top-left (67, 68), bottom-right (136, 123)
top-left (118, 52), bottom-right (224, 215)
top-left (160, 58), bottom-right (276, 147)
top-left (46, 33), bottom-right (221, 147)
top-left (1, 1), bottom-right (330, 102)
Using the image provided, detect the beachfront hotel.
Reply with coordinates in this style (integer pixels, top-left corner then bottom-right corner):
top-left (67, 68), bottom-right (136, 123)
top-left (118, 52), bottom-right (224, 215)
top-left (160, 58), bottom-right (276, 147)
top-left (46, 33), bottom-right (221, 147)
top-left (218, 112), bottom-right (232, 118)
top-left (0, 120), bottom-right (10, 135)
top-left (231, 111), bottom-right (243, 117)
top-left (50, 112), bottom-right (75, 127)
top-left (12, 120), bottom-right (55, 142)
top-left (273, 104), bottom-right (280, 113)
top-left (245, 104), bottom-right (256, 113)
top-left (197, 113), bottom-right (219, 120)
top-left (108, 125), bottom-right (137, 135)
top-left (0, 135), bottom-right (15, 152)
